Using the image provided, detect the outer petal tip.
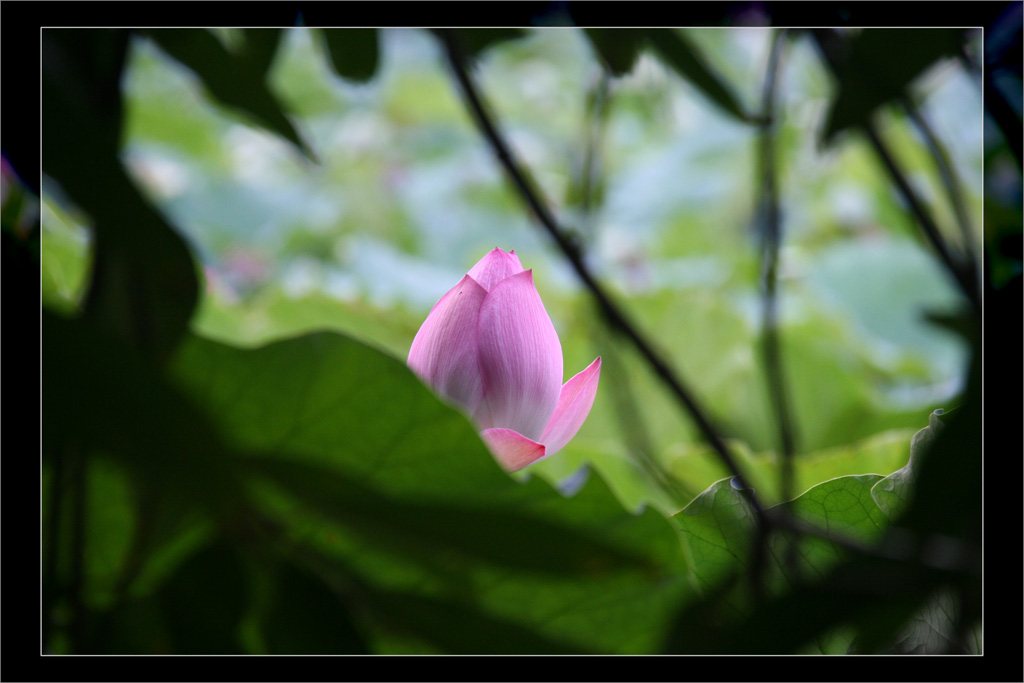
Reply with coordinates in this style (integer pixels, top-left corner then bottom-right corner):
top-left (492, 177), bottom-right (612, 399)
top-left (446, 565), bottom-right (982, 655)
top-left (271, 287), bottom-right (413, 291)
top-left (538, 356), bottom-right (602, 457)
top-left (480, 428), bottom-right (547, 472)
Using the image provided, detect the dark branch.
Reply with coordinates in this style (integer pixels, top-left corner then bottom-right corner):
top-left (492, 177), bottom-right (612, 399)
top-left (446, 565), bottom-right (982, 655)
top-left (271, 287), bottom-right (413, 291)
top-left (756, 30), bottom-right (798, 501)
top-left (861, 124), bottom-right (981, 312)
top-left (901, 94), bottom-right (979, 271)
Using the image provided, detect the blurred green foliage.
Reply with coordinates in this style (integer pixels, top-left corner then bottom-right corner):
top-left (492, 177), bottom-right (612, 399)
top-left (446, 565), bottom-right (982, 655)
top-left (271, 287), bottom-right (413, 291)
top-left (38, 23), bottom-right (997, 655)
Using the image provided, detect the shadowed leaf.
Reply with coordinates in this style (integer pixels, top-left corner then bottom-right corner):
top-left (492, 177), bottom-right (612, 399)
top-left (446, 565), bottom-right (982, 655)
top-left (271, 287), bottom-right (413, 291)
top-left (158, 541), bottom-right (247, 653)
top-left (263, 562), bottom-right (370, 654)
top-left (819, 28), bottom-right (967, 145)
top-left (645, 29), bottom-right (757, 124)
top-left (42, 310), bottom-right (244, 515)
top-left (359, 583), bottom-right (593, 654)
top-left (580, 28), bottom-right (756, 123)
top-left (167, 330), bottom-right (691, 653)
top-left (240, 28), bottom-right (284, 78)
top-left (144, 28), bottom-right (314, 160)
top-left (583, 28), bottom-right (646, 76)
top-left (321, 28), bottom-right (379, 83)
top-left (244, 456), bottom-right (655, 576)
top-left (42, 29), bottom-right (199, 362)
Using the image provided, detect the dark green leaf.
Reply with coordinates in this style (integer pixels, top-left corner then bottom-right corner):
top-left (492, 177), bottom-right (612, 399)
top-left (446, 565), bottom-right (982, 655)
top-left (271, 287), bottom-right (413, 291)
top-left (583, 28), bottom-right (646, 76)
top-left (41, 310), bottom-right (243, 516)
top-left (850, 346), bottom-right (980, 652)
top-left (240, 28), bottom-right (284, 78)
top-left (82, 458), bottom-right (137, 608)
top-left (886, 374), bottom-right (980, 546)
top-left (672, 472), bottom-right (888, 599)
top-left (871, 409), bottom-right (945, 519)
top-left (673, 477), bottom-right (757, 592)
top-left (657, 570), bottom-right (743, 653)
top-left (244, 456), bottom-right (654, 576)
top-left (680, 553), bottom-right (937, 654)
top-left (158, 541), bottom-right (248, 653)
top-left (321, 28), bottom-right (379, 83)
top-left (169, 330), bottom-right (679, 574)
top-left (887, 588), bottom-right (977, 654)
top-left (42, 29), bottom-right (199, 361)
top-left (262, 562), bottom-right (370, 654)
top-left (778, 474), bottom-right (888, 581)
top-left (645, 29), bottom-right (757, 124)
top-left (667, 473), bottom-right (893, 652)
top-left (41, 29), bottom-right (128, 156)
top-left (167, 330), bottom-right (510, 499)
top-left (144, 29), bottom-right (314, 160)
top-left (357, 583), bottom-right (592, 654)
top-left (168, 330), bottom-right (691, 653)
top-left (820, 28), bottom-right (967, 145)
top-left (79, 175), bottom-right (200, 362)
top-left (84, 595), bottom-right (172, 654)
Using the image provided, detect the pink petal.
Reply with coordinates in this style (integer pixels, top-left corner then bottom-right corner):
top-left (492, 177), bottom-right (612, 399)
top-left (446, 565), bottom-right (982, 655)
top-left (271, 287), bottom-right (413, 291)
top-left (475, 270), bottom-right (563, 440)
top-left (407, 275), bottom-right (488, 414)
top-left (539, 356), bottom-right (602, 457)
top-left (480, 427), bottom-right (547, 472)
top-left (466, 247), bottom-right (526, 291)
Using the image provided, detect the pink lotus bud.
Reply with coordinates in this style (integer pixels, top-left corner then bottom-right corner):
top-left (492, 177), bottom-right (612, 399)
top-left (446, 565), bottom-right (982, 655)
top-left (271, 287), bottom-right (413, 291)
top-left (408, 247), bottom-right (602, 472)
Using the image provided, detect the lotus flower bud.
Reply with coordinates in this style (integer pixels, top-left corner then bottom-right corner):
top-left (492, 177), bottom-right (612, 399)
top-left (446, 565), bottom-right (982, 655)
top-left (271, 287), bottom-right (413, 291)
top-left (408, 248), bottom-right (601, 471)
